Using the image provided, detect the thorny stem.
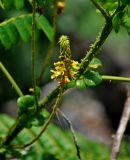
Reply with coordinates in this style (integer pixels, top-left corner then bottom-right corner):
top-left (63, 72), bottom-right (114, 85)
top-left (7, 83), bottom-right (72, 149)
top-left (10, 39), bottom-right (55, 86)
top-left (90, 0), bottom-right (110, 20)
top-left (32, 0), bottom-right (39, 110)
top-left (0, 62), bottom-right (23, 97)
top-left (80, 18), bottom-right (112, 73)
top-left (80, 3), bottom-right (125, 73)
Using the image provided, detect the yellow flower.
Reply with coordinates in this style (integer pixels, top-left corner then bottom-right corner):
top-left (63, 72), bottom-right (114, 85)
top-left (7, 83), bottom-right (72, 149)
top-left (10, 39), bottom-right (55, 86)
top-left (71, 60), bottom-right (80, 70)
top-left (51, 35), bottom-right (80, 84)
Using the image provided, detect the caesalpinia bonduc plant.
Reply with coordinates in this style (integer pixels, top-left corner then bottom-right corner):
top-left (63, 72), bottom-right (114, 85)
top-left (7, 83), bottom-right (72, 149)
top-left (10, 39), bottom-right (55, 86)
top-left (1, 0), bottom-right (130, 159)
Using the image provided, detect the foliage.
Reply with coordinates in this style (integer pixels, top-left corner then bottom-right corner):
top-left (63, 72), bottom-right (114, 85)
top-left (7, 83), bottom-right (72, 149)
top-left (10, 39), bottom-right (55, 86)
top-left (0, 114), bottom-right (130, 160)
top-left (0, 0), bottom-right (130, 159)
top-left (0, 13), bottom-right (53, 49)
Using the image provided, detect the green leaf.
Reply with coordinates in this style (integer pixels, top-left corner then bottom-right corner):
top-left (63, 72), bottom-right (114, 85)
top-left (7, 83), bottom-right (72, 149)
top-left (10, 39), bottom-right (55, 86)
top-left (123, 15), bottom-right (130, 28)
top-left (121, 14), bottom-right (130, 36)
top-left (0, 0), bottom-right (26, 10)
top-left (15, 0), bottom-right (24, 10)
top-left (36, 0), bottom-right (46, 6)
top-left (36, 14), bottom-right (54, 42)
top-left (1, 114), bottom-right (130, 159)
top-left (2, 0), bottom-right (13, 9)
top-left (84, 70), bottom-right (102, 87)
top-left (3, 23), bottom-right (18, 45)
top-left (0, 14), bottom-right (32, 48)
top-left (76, 79), bottom-right (87, 89)
top-left (88, 58), bottom-right (102, 69)
top-left (84, 78), bottom-right (96, 86)
top-left (65, 80), bottom-right (76, 89)
top-left (13, 17), bottom-right (31, 42)
top-left (0, 14), bottom-right (53, 49)
top-left (17, 95), bottom-right (35, 114)
top-left (121, 0), bottom-right (130, 5)
top-left (97, 1), bottom-right (118, 13)
top-left (76, 71), bottom-right (102, 89)
top-left (112, 12), bottom-right (124, 33)
top-left (0, 27), bottom-right (12, 49)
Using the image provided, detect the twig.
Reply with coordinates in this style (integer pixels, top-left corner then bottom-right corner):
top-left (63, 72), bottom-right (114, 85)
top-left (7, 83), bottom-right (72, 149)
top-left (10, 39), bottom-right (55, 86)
top-left (102, 75), bottom-right (130, 83)
top-left (90, 0), bottom-right (110, 20)
top-left (0, 62), bottom-right (23, 97)
top-left (80, 3), bottom-right (125, 74)
top-left (80, 18), bottom-right (112, 73)
top-left (58, 109), bottom-right (82, 160)
top-left (110, 90), bottom-right (130, 160)
top-left (32, 0), bottom-right (39, 110)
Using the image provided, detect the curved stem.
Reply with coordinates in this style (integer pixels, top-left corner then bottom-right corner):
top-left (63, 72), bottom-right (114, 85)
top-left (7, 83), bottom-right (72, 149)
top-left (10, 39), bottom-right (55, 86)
top-left (80, 18), bottom-right (112, 73)
top-left (58, 109), bottom-right (81, 160)
top-left (91, 0), bottom-right (110, 20)
top-left (80, 3), bottom-right (126, 74)
top-left (102, 75), bottom-right (130, 83)
top-left (32, 0), bottom-right (38, 109)
top-left (0, 62), bottom-right (23, 97)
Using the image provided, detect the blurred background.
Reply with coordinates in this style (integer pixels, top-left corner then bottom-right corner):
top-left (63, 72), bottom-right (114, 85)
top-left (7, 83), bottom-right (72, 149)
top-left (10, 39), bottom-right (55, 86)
top-left (1, 0), bottom-right (130, 146)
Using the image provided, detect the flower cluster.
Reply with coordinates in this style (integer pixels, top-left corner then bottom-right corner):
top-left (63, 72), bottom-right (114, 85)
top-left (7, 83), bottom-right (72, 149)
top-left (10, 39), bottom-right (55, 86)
top-left (51, 35), bottom-right (79, 84)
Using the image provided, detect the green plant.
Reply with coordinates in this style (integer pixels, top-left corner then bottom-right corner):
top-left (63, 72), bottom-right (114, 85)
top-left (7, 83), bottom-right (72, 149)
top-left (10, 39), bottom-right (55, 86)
top-left (1, 0), bottom-right (130, 159)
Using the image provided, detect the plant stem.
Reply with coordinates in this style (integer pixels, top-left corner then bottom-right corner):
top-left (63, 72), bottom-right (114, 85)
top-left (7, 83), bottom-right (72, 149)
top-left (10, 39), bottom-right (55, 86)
top-left (32, 0), bottom-right (38, 110)
top-left (0, 62), bottom-right (23, 97)
top-left (91, 0), bottom-right (110, 20)
top-left (110, 93), bottom-right (130, 160)
top-left (80, 3), bottom-right (125, 74)
top-left (80, 18), bottom-right (112, 73)
top-left (58, 109), bottom-right (81, 160)
top-left (38, 86), bottom-right (60, 107)
top-left (38, 0), bottom-right (58, 84)
top-left (102, 75), bottom-right (130, 83)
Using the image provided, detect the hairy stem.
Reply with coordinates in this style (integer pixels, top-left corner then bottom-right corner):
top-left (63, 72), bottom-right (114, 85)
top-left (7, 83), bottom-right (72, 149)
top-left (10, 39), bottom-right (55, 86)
top-left (32, 0), bottom-right (38, 109)
top-left (91, 0), bottom-right (110, 20)
top-left (0, 62), bottom-right (23, 97)
top-left (80, 18), bottom-right (112, 73)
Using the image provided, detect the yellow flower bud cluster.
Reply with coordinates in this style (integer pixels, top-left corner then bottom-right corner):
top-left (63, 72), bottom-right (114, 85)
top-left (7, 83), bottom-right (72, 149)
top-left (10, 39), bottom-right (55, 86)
top-left (51, 59), bottom-right (79, 84)
top-left (51, 35), bottom-right (79, 84)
